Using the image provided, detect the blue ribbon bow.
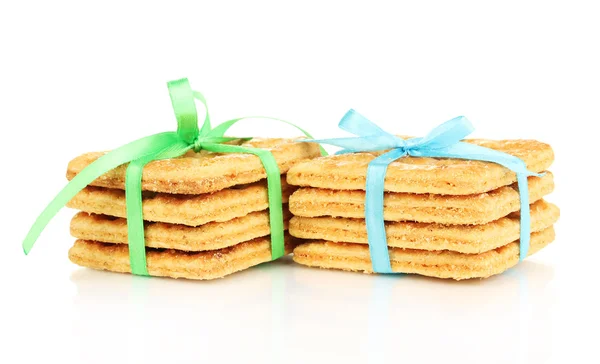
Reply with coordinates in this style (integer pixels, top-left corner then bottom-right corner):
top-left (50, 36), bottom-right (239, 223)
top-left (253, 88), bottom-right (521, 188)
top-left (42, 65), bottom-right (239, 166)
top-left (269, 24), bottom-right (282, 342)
top-left (307, 109), bottom-right (542, 273)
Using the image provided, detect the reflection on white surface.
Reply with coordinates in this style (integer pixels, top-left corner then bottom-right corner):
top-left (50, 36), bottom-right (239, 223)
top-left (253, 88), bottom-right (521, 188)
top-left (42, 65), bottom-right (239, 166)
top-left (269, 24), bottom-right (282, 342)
top-left (69, 258), bottom-right (554, 364)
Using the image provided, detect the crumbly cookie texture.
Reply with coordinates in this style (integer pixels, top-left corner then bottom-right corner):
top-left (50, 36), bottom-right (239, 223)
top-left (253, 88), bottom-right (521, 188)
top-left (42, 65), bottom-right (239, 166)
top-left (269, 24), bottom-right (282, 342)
top-left (67, 138), bottom-right (321, 194)
top-left (290, 200), bottom-right (558, 254)
top-left (287, 138), bottom-right (554, 195)
top-left (69, 234), bottom-right (295, 280)
top-left (292, 227), bottom-right (555, 280)
top-left (67, 177), bottom-right (294, 226)
top-left (71, 208), bottom-right (291, 251)
top-left (289, 172), bottom-right (553, 225)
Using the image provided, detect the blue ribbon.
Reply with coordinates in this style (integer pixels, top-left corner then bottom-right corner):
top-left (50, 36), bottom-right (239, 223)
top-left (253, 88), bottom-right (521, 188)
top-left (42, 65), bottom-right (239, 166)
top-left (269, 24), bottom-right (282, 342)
top-left (306, 110), bottom-right (542, 274)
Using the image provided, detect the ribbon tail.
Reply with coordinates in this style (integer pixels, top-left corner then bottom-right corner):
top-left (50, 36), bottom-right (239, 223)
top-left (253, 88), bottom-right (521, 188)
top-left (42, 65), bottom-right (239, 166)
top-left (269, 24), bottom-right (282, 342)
top-left (125, 140), bottom-right (192, 276)
top-left (365, 149), bottom-right (408, 274)
top-left (335, 148), bottom-right (361, 155)
top-left (22, 132), bottom-right (183, 255)
top-left (206, 116), bottom-right (328, 156)
top-left (202, 143), bottom-right (286, 260)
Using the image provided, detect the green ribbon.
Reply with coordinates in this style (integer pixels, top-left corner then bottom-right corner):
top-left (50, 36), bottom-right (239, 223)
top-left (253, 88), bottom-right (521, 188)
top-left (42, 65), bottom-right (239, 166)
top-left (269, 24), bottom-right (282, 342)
top-left (23, 78), bottom-right (324, 276)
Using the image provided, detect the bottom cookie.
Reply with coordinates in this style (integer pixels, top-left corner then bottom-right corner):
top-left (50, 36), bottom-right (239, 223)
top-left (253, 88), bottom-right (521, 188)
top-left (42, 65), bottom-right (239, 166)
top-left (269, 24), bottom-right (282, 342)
top-left (292, 227), bottom-right (555, 280)
top-left (69, 234), bottom-right (295, 280)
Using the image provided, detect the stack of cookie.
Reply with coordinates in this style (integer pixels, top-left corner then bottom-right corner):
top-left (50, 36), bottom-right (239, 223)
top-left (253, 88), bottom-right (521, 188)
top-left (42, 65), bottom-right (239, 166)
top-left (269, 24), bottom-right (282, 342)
top-left (66, 138), bottom-right (321, 280)
top-left (287, 139), bottom-right (559, 280)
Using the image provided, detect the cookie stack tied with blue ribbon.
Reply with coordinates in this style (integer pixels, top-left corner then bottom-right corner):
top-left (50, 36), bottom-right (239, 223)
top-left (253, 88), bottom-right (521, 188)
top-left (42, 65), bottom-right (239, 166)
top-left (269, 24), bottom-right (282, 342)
top-left (287, 110), bottom-right (559, 280)
top-left (22, 78), bottom-right (322, 280)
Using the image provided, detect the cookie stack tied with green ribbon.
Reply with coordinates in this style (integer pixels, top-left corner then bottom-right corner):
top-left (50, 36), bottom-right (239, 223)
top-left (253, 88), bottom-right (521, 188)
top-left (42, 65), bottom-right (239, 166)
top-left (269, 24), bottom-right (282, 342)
top-left (23, 79), bottom-right (322, 280)
top-left (287, 110), bottom-right (559, 280)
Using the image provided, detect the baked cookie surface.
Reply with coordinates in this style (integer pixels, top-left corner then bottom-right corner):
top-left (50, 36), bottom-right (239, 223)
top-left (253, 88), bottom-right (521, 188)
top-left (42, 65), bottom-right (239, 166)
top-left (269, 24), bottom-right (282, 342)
top-left (69, 234), bottom-right (295, 280)
top-left (290, 200), bottom-right (558, 254)
top-left (71, 208), bottom-right (291, 252)
top-left (67, 177), bottom-right (294, 226)
top-left (289, 172), bottom-right (553, 224)
top-left (292, 227), bottom-right (555, 280)
top-left (68, 138), bottom-right (321, 194)
top-left (287, 138), bottom-right (553, 195)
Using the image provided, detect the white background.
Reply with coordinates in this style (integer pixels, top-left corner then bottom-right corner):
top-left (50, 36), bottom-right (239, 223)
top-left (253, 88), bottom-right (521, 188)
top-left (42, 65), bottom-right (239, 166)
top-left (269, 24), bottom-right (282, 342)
top-left (1, 1), bottom-right (598, 363)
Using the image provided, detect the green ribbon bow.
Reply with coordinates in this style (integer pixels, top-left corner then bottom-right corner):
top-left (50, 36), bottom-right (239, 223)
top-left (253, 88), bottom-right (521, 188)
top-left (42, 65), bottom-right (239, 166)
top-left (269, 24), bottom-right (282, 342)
top-left (23, 78), bottom-right (322, 276)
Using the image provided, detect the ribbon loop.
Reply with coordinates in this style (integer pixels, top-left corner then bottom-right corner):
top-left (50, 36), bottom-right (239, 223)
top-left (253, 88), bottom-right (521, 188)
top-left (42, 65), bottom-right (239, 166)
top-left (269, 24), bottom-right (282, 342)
top-left (339, 109), bottom-right (392, 137)
top-left (416, 115), bottom-right (474, 150)
top-left (167, 78), bottom-right (200, 144)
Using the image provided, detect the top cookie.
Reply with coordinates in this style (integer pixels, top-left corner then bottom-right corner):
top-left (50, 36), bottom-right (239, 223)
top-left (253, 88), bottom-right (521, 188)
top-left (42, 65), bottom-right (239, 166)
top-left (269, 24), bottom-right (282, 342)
top-left (287, 138), bottom-right (553, 195)
top-left (67, 138), bottom-right (321, 194)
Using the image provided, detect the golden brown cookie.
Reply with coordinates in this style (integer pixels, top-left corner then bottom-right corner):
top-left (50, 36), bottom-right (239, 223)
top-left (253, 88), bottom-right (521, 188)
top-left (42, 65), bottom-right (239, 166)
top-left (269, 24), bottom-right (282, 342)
top-left (289, 173), bottom-right (553, 224)
top-left (290, 200), bottom-right (558, 254)
top-left (292, 227), bottom-right (555, 280)
top-left (67, 138), bottom-right (321, 194)
top-left (69, 234), bottom-right (295, 280)
top-left (67, 177), bottom-right (294, 226)
top-left (287, 138), bottom-right (553, 195)
top-left (71, 208), bottom-right (291, 251)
